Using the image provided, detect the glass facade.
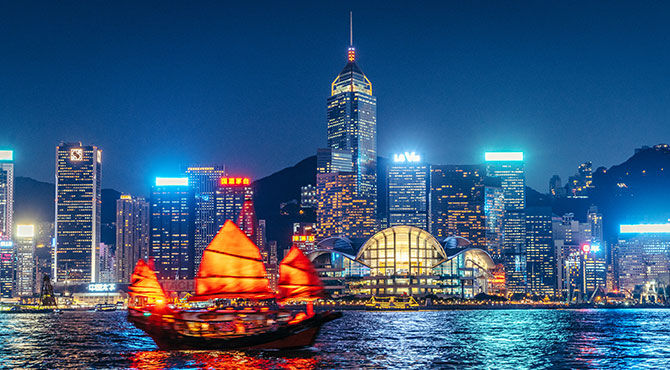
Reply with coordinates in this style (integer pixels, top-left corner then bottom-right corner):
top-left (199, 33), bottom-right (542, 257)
top-left (55, 142), bottom-right (101, 283)
top-left (388, 162), bottom-right (429, 230)
top-left (150, 182), bottom-right (194, 279)
top-left (525, 207), bottom-right (555, 296)
top-left (115, 195), bottom-right (149, 283)
top-left (430, 165), bottom-right (486, 246)
top-left (616, 233), bottom-right (670, 293)
top-left (325, 50), bottom-right (377, 237)
top-left (0, 151), bottom-right (13, 241)
top-left (215, 181), bottom-right (252, 231)
top-left (486, 156), bottom-right (526, 293)
top-left (186, 166), bottom-right (226, 269)
top-left (14, 228), bottom-right (35, 297)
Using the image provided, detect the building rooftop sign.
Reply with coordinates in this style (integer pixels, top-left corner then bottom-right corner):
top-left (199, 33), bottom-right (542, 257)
top-left (155, 177), bottom-right (189, 186)
top-left (0, 150), bottom-right (13, 161)
top-left (393, 152), bottom-right (421, 163)
top-left (620, 224), bottom-right (670, 234)
top-left (484, 152), bottom-right (524, 162)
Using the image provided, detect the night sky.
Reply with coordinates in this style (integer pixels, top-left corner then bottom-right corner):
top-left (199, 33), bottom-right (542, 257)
top-left (2, 1), bottom-right (670, 195)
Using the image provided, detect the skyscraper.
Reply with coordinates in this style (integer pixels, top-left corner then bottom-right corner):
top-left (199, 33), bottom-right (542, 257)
top-left (485, 152), bottom-right (526, 294)
top-left (388, 152), bottom-right (429, 230)
top-left (0, 240), bottom-right (13, 297)
top-left (484, 177), bottom-right (504, 260)
top-left (525, 207), bottom-right (555, 296)
top-left (430, 164), bottom-right (486, 246)
top-left (325, 13), bottom-right (377, 237)
top-left (14, 225), bottom-right (35, 297)
top-left (0, 150), bottom-right (14, 242)
top-left (150, 177), bottom-right (194, 280)
top-left (316, 148), bottom-right (353, 174)
top-left (115, 194), bottom-right (149, 283)
top-left (316, 171), bottom-right (374, 241)
top-left (185, 165), bottom-right (226, 268)
top-left (215, 176), bottom-right (252, 229)
top-left (55, 142), bottom-right (102, 283)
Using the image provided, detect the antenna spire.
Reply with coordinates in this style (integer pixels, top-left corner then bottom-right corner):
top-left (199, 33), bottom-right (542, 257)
top-left (347, 12), bottom-right (355, 62)
top-left (349, 11), bottom-right (353, 46)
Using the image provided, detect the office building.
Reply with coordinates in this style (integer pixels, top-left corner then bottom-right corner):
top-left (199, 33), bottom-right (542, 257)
top-left (115, 195), bottom-right (149, 283)
top-left (316, 148), bottom-right (353, 174)
top-left (185, 166), bottom-right (226, 268)
top-left (325, 16), bottom-right (377, 234)
top-left (485, 152), bottom-right (526, 293)
top-left (387, 153), bottom-right (429, 229)
top-left (292, 222), bottom-right (317, 253)
top-left (55, 142), bottom-right (102, 283)
top-left (525, 207), bottom-right (555, 296)
top-left (215, 176), bottom-right (252, 230)
top-left (14, 225), bottom-right (35, 297)
top-left (0, 150), bottom-right (14, 241)
top-left (316, 171), bottom-right (376, 242)
top-left (97, 242), bottom-right (115, 283)
top-left (150, 177), bottom-right (194, 279)
top-left (484, 177), bottom-right (504, 260)
top-left (616, 224), bottom-right (670, 293)
top-left (430, 165), bottom-right (486, 246)
top-left (0, 240), bottom-right (13, 297)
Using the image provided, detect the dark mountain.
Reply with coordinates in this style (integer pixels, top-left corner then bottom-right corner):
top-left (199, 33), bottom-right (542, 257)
top-left (252, 156), bottom-right (317, 250)
top-left (14, 176), bottom-right (121, 244)
top-left (14, 177), bottom-right (54, 223)
top-left (590, 145), bottom-right (670, 242)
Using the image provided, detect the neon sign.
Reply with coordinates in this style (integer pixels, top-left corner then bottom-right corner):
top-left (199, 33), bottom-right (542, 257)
top-left (393, 152), bottom-right (421, 163)
top-left (88, 283), bottom-right (117, 292)
top-left (0, 150), bottom-right (13, 161)
top-left (292, 235), bottom-right (315, 242)
top-left (220, 177), bottom-right (251, 186)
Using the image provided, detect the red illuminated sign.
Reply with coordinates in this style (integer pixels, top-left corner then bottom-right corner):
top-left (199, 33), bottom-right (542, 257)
top-left (220, 177), bottom-right (251, 186)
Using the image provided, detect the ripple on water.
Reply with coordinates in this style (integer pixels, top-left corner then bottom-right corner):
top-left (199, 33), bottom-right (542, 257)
top-left (1, 309), bottom-right (670, 368)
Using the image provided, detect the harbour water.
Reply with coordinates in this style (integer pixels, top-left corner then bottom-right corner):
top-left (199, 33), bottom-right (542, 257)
top-left (0, 309), bottom-right (669, 369)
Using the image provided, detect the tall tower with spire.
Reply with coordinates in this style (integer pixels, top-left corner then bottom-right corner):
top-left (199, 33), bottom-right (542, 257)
top-left (324, 12), bottom-right (377, 239)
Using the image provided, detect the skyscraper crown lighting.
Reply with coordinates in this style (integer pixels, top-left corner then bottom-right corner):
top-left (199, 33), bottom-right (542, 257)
top-left (155, 177), bottom-right (189, 186)
top-left (485, 152), bottom-right (524, 162)
top-left (620, 224), bottom-right (670, 234)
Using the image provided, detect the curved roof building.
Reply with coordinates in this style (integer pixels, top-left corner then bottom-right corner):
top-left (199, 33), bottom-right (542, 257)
top-left (341, 226), bottom-right (496, 297)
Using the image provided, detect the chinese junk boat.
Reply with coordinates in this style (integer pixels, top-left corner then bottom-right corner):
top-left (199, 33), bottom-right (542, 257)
top-left (127, 221), bottom-right (341, 350)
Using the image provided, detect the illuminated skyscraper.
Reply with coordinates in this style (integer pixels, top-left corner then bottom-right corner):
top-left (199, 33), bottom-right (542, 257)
top-left (55, 142), bottom-right (102, 283)
top-left (325, 13), bottom-right (377, 236)
top-left (485, 152), bottom-right (526, 293)
top-left (115, 195), bottom-right (149, 283)
top-left (484, 177), bottom-right (504, 260)
top-left (525, 207), bottom-right (555, 296)
top-left (0, 150), bottom-right (14, 241)
top-left (316, 171), bottom-right (375, 241)
top-left (150, 177), bottom-right (194, 280)
top-left (185, 165), bottom-right (226, 267)
top-left (617, 224), bottom-right (670, 292)
top-left (316, 148), bottom-right (353, 174)
top-left (388, 152), bottom-right (429, 229)
top-left (430, 165), bottom-right (486, 246)
top-left (0, 240), bottom-right (13, 297)
top-left (215, 176), bottom-right (252, 229)
top-left (14, 225), bottom-right (35, 297)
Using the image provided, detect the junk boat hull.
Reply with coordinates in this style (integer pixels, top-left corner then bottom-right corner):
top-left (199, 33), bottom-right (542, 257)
top-left (128, 308), bottom-right (342, 350)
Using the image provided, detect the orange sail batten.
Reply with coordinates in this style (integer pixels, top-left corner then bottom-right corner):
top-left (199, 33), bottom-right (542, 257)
top-left (192, 220), bottom-right (274, 300)
top-left (278, 246), bottom-right (324, 303)
top-left (129, 259), bottom-right (166, 300)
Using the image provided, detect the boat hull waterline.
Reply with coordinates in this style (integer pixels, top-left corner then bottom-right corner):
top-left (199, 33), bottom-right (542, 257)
top-left (128, 308), bottom-right (342, 350)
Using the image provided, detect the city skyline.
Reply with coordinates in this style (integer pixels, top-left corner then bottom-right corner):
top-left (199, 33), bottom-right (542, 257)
top-left (3, 2), bottom-right (670, 195)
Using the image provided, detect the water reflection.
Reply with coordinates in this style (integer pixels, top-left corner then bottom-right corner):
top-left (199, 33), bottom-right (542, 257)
top-left (0, 310), bottom-right (670, 368)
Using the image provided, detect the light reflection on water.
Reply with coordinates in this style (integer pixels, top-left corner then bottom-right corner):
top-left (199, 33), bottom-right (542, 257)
top-left (0, 310), bottom-right (669, 368)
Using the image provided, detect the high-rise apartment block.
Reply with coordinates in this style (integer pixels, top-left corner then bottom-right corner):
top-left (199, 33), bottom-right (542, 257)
top-left (54, 142), bottom-right (102, 283)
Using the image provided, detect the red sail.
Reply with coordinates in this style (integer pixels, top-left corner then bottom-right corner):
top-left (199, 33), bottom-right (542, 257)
top-left (278, 246), bottom-right (324, 303)
top-left (192, 220), bottom-right (274, 300)
top-left (129, 259), bottom-right (166, 300)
